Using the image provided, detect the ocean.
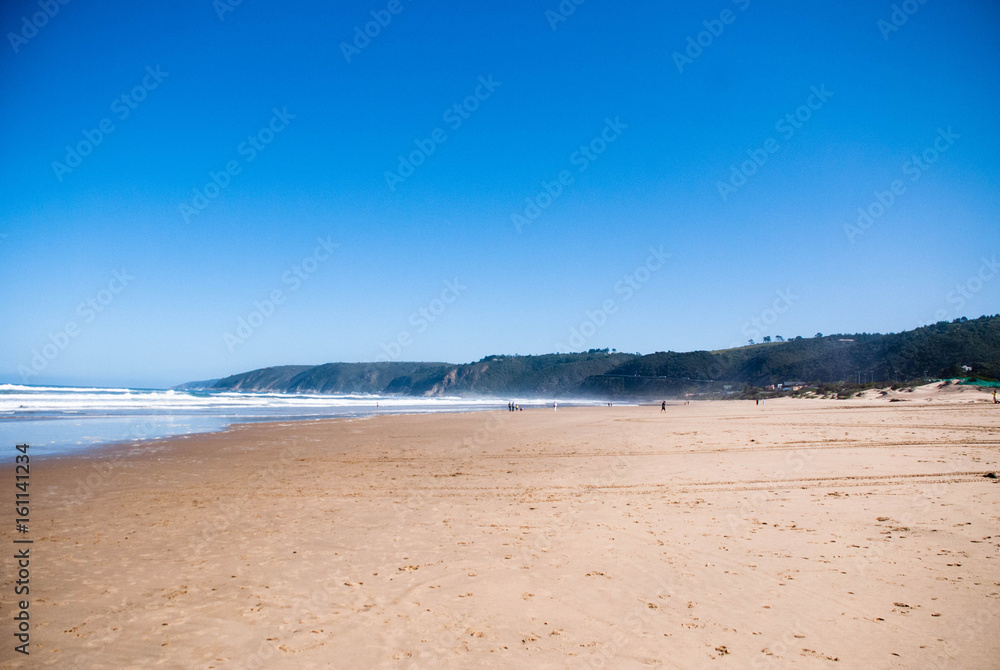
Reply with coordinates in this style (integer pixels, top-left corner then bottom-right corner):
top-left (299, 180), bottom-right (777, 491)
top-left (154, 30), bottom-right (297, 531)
top-left (0, 384), bottom-right (578, 457)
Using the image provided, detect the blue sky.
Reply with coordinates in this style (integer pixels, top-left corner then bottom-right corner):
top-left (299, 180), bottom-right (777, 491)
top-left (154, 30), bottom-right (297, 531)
top-left (1, 0), bottom-right (998, 388)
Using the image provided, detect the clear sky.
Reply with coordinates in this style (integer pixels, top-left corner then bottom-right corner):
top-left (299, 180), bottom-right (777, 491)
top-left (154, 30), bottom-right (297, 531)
top-left (1, 0), bottom-right (998, 389)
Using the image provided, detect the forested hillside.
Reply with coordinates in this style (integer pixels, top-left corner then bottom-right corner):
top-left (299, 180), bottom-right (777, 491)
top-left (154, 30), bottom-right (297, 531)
top-left (196, 315), bottom-right (1000, 398)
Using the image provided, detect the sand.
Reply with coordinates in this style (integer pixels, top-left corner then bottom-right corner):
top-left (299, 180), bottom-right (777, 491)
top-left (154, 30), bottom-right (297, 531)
top-left (3, 390), bottom-right (999, 669)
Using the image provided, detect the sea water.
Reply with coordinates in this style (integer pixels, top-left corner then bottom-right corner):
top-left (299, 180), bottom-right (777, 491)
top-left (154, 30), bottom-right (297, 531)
top-left (0, 384), bottom-right (590, 457)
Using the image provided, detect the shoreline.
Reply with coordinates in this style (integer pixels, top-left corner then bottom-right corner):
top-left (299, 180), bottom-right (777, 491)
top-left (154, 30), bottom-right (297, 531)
top-left (6, 379), bottom-right (993, 461)
top-left (2, 399), bottom-right (998, 668)
top-left (1, 397), bottom-right (621, 461)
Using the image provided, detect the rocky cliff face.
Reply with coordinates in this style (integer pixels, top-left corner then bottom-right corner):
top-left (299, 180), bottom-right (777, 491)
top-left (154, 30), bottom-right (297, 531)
top-left (426, 368), bottom-right (460, 396)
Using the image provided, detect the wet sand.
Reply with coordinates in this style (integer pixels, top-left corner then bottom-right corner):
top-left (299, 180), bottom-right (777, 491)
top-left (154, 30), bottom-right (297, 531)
top-left (3, 393), bottom-right (999, 668)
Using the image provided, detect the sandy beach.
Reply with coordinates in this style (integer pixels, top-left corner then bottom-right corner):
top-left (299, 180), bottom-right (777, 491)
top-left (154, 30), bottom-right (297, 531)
top-left (4, 389), bottom-right (999, 669)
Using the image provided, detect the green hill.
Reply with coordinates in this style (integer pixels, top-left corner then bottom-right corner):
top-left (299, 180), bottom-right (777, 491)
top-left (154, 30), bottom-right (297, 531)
top-left (198, 315), bottom-right (1000, 398)
top-left (210, 351), bottom-right (633, 397)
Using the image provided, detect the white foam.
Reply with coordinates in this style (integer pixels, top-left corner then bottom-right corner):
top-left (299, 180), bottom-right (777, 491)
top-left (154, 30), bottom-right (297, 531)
top-left (0, 385), bottom-right (508, 414)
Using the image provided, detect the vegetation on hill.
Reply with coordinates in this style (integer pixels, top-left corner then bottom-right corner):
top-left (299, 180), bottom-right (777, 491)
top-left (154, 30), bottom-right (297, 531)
top-left (199, 315), bottom-right (1000, 399)
top-left (210, 351), bottom-right (632, 396)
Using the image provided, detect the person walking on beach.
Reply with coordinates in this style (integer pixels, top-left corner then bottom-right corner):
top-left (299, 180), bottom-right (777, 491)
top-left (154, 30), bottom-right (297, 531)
top-left (554, 402), bottom-right (558, 411)
top-left (994, 390), bottom-right (998, 404)
top-left (661, 401), bottom-right (666, 412)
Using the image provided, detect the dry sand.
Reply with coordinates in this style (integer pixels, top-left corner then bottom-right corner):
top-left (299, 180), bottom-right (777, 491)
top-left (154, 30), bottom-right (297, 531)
top-left (3, 389), bottom-right (999, 669)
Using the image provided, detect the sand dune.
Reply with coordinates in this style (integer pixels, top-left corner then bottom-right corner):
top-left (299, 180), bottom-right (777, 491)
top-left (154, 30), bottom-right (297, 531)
top-left (856, 380), bottom-right (997, 404)
top-left (4, 395), bottom-right (999, 668)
